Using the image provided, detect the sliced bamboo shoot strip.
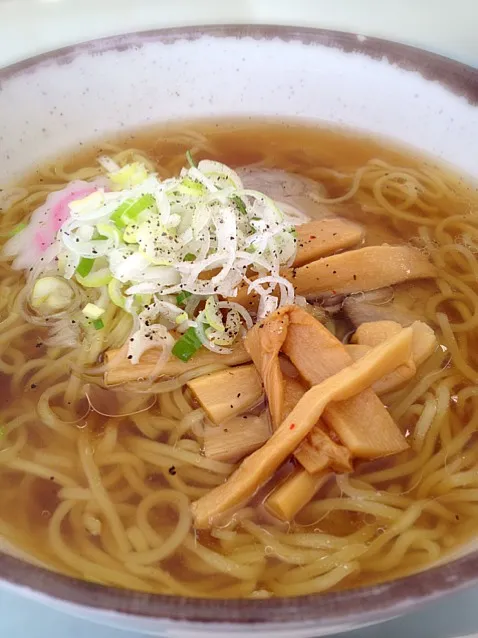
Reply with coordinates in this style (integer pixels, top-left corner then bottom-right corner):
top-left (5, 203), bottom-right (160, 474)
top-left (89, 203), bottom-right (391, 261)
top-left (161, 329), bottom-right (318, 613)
top-left (352, 320), bottom-right (403, 346)
top-left (187, 364), bottom-right (263, 424)
top-left (347, 320), bottom-right (438, 394)
top-left (294, 425), bottom-right (353, 474)
top-left (204, 414), bottom-right (271, 463)
top-left (282, 377), bottom-right (307, 422)
top-left (245, 307), bottom-right (352, 470)
top-left (104, 340), bottom-right (251, 386)
top-left (231, 245), bottom-right (436, 308)
top-left (285, 245), bottom-right (437, 297)
top-left (191, 327), bottom-right (412, 529)
top-left (346, 344), bottom-right (416, 395)
top-left (244, 312), bottom-right (290, 428)
top-left (345, 344), bottom-right (371, 360)
top-left (293, 218), bottom-right (364, 267)
top-left (264, 321), bottom-right (436, 521)
top-left (266, 469), bottom-right (330, 521)
top-left (353, 320), bottom-right (437, 367)
top-left (283, 307), bottom-right (407, 459)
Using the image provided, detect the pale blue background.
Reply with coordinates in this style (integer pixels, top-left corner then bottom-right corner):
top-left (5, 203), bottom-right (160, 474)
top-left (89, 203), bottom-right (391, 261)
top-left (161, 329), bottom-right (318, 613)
top-left (1, 585), bottom-right (478, 638)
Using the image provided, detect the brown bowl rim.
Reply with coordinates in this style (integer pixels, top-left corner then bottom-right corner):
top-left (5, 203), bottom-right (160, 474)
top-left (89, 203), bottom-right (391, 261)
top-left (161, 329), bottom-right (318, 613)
top-left (0, 24), bottom-right (477, 627)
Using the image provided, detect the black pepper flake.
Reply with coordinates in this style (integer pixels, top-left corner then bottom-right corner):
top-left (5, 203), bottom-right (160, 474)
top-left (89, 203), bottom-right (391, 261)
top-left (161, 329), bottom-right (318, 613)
top-left (237, 393), bottom-right (241, 398)
top-left (168, 466), bottom-right (177, 476)
top-left (127, 355), bottom-right (133, 360)
top-left (353, 274), bottom-right (357, 280)
top-left (49, 476), bottom-right (54, 481)
top-left (30, 383), bottom-right (37, 389)
top-left (332, 270), bottom-right (337, 274)
top-left (230, 404), bottom-right (234, 409)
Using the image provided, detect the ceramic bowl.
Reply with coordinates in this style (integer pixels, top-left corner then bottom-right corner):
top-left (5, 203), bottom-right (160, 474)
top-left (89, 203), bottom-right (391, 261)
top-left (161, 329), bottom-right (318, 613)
top-left (0, 25), bottom-right (477, 638)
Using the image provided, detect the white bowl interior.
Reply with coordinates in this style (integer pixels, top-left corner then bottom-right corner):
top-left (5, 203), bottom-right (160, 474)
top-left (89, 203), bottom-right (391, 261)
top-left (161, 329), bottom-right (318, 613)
top-left (1, 30), bottom-right (477, 184)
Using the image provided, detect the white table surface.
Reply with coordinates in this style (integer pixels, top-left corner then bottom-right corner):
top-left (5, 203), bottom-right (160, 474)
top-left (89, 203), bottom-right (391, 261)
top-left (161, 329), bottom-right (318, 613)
top-left (0, 1), bottom-right (477, 636)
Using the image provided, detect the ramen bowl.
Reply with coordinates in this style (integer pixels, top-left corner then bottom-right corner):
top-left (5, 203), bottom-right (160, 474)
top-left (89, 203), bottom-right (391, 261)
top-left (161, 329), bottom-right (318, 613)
top-left (0, 26), bottom-right (477, 638)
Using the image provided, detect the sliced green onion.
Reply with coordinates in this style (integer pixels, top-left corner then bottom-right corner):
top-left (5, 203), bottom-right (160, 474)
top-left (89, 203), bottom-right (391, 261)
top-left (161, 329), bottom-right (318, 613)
top-left (38, 156), bottom-right (304, 328)
top-left (109, 201), bottom-right (131, 226)
top-left (175, 311), bottom-right (188, 325)
top-left (96, 222), bottom-right (122, 244)
top-left (210, 309), bottom-right (241, 346)
top-left (122, 224), bottom-right (139, 244)
top-left (122, 194), bottom-right (155, 224)
top-left (69, 191), bottom-right (104, 215)
top-left (76, 268), bottom-right (112, 288)
top-left (186, 150), bottom-right (196, 168)
top-left (172, 327), bottom-right (202, 362)
top-left (9, 223), bottom-right (27, 237)
top-left (92, 318), bottom-right (104, 330)
top-left (108, 278), bottom-right (126, 308)
top-left (182, 177), bottom-right (202, 190)
top-left (136, 293), bottom-right (153, 307)
top-left (109, 162), bottom-right (148, 189)
top-left (178, 177), bottom-right (205, 196)
top-left (31, 277), bottom-right (74, 313)
top-left (76, 257), bottom-right (95, 278)
top-left (231, 195), bottom-right (247, 215)
top-left (110, 194), bottom-right (155, 227)
top-left (0, 425), bottom-right (6, 439)
top-left (82, 303), bottom-right (105, 320)
top-left (0, 223), bottom-right (27, 239)
top-left (205, 296), bottom-right (224, 332)
top-left (176, 290), bottom-right (192, 305)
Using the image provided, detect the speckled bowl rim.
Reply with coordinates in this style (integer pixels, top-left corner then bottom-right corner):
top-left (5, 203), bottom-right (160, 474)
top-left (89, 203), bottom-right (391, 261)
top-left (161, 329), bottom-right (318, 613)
top-left (0, 25), bottom-right (477, 627)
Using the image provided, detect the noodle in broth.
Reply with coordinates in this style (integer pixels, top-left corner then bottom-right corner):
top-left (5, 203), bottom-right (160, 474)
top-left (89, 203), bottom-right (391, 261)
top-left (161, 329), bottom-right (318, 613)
top-left (0, 120), bottom-right (477, 598)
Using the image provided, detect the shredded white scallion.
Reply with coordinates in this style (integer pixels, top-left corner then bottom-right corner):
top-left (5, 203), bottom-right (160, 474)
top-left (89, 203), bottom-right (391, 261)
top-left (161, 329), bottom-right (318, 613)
top-left (5, 156), bottom-right (309, 372)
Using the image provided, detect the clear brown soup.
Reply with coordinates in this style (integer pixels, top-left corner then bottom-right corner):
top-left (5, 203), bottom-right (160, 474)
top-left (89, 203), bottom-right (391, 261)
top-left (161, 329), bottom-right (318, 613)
top-left (0, 119), bottom-right (477, 599)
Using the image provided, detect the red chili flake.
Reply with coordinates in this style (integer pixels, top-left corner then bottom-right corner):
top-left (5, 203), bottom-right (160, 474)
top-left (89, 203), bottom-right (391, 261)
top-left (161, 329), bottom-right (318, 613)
top-left (332, 290), bottom-right (337, 294)
top-left (309, 235), bottom-right (316, 239)
top-left (289, 423), bottom-right (296, 430)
